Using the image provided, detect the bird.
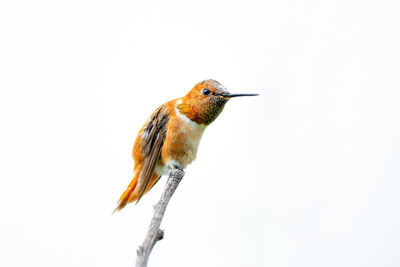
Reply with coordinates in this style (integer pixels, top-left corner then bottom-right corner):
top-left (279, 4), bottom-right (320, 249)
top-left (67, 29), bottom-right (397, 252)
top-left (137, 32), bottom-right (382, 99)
top-left (113, 79), bottom-right (258, 213)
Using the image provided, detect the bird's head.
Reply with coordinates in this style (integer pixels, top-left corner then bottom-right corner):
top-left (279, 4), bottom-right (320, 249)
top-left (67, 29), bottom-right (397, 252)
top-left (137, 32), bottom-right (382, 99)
top-left (178, 79), bottom-right (258, 125)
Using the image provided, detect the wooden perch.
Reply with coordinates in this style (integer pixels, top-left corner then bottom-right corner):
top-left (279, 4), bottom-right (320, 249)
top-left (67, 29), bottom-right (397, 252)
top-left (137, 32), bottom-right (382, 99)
top-left (135, 167), bottom-right (185, 267)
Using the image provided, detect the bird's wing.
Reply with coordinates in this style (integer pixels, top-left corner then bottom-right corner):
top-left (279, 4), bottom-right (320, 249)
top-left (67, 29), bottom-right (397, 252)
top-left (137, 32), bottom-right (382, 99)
top-left (136, 105), bottom-right (169, 202)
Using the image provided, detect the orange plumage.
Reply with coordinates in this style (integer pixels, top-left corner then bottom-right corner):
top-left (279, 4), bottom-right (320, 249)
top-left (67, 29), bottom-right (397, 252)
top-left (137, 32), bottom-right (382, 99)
top-left (114, 79), bottom-right (258, 212)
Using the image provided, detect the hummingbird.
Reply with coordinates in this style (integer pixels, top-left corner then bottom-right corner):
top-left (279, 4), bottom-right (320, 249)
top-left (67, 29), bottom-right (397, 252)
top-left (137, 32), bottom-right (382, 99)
top-left (113, 79), bottom-right (258, 212)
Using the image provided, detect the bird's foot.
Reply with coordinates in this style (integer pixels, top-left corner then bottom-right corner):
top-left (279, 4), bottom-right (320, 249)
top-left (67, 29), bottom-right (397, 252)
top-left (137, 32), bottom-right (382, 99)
top-left (173, 163), bottom-right (184, 172)
top-left (165, 160), bottom-right (184, 172)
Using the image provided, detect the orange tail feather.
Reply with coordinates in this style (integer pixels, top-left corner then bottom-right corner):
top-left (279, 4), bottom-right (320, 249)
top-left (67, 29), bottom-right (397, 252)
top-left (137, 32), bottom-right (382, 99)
top-left (113, 172), bottom-right (140, 213)
top-left (113, 172), bottom-right (161, 213)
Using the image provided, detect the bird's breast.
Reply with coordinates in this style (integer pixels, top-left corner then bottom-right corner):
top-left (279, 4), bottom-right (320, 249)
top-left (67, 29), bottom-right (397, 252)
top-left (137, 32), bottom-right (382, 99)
top-left (159, 100), bottom-right (206, 172)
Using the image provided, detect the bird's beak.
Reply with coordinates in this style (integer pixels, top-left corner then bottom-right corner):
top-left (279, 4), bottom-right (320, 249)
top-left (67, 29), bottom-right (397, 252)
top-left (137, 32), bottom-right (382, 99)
top-left (221, 93), bottom-right (259, 98)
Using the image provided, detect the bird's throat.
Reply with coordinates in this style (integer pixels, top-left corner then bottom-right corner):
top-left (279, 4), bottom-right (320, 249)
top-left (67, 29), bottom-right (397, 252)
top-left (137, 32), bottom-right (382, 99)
top-left (177, 100), bottom-right (226, 126)
top-left (177, 103), bottom-right (205, 124)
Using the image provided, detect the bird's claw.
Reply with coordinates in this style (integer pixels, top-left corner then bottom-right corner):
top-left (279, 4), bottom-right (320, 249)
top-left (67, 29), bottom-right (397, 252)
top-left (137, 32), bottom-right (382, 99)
top-left (173, 163), bottom-right (184, 171)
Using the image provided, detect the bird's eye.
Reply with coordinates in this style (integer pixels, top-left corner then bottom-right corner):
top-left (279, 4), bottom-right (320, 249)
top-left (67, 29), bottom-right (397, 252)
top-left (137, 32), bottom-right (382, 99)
top-left (202, 88), bottom-right (211, 95)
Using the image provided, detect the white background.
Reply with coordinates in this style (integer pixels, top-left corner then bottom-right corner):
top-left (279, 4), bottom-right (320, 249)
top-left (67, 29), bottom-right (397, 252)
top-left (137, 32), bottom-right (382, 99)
top-left (1, 0), bottom-right (399, 266)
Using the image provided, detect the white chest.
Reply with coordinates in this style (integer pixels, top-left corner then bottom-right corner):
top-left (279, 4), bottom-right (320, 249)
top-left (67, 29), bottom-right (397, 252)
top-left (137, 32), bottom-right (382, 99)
top-left (175, 106), bottom-right (206, 148)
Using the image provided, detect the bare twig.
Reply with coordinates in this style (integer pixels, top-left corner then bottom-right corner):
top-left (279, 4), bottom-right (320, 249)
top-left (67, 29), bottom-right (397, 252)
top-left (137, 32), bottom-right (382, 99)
top-left (135, 167), bottom-right (185, 267)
